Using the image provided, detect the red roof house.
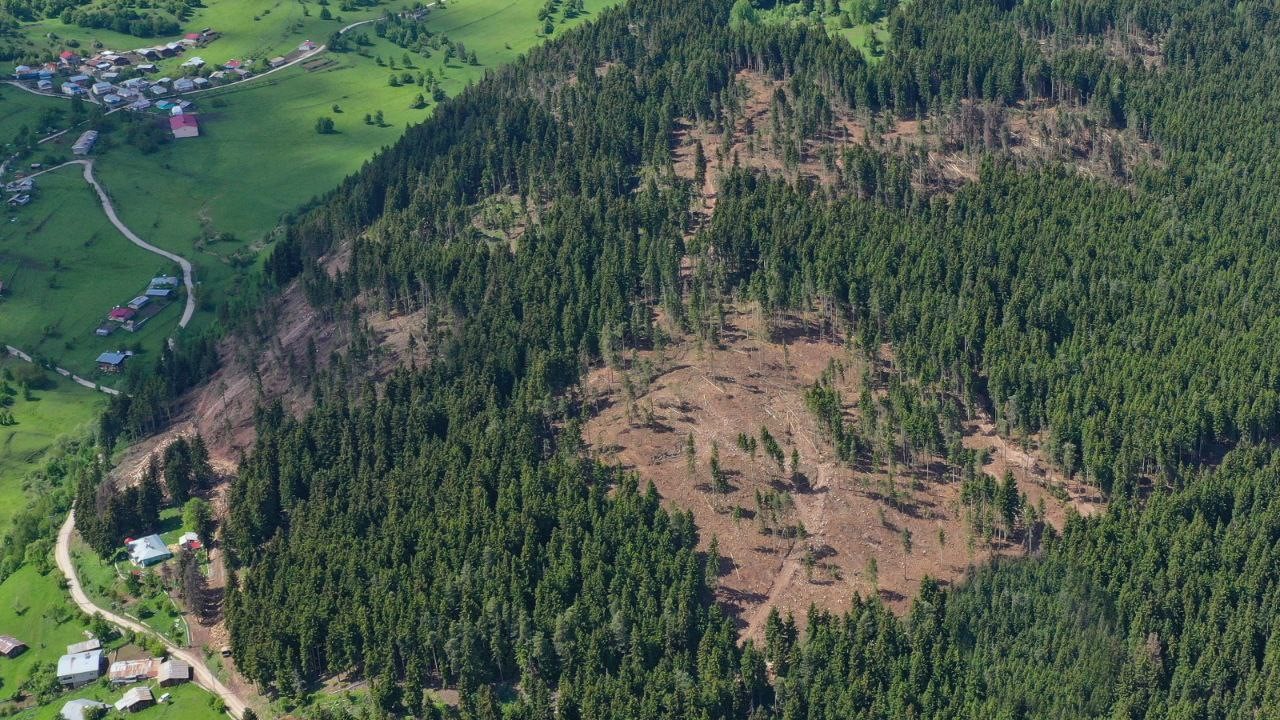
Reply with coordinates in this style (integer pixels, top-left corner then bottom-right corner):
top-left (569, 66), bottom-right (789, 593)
top-left (184, 33), bottom-right (202, 41)
top-left (169, 114), bottom-right (199, 138)
top-left (108, 307), bottom-right (136, 321)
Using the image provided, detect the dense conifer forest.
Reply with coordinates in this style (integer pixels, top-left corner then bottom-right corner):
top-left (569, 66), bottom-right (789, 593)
top-left (182, 0), bottom-right (1280, 715)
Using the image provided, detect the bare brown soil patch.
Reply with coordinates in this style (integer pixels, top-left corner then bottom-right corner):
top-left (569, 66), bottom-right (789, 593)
top-left (583, 306), bottom-right (1101, 639)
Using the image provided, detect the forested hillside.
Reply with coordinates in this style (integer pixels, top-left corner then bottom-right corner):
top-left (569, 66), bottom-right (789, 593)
top-left (209, 0), bottom-right (1280, 716)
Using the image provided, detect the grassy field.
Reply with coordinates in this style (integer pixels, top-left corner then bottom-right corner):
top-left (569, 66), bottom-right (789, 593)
top-left (0, 87), bottom-right (73, 150)
top-left (0, 165), bottom-right (182, 382)
top-left (758, 1), bottom-right (891, 59)
top-left (13, 679), bottom-right (227, 720)
top-left (0, 563), bottom-right (95, 703)
top-left (0, 358), bottom-right (103, 534)
top-left (8, 0), bottom-right (621, 370)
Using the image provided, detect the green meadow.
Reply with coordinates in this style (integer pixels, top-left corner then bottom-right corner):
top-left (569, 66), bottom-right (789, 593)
top-left (9, 0), bottom-right (621, 369)
top-left (0, 165), bottom-right (181, 383)
top-left (0, 563), bottom-right (95, 703)
top-left (0, 87), bottom-right (71, 148)
top-left (0, 358), bottom-right (103, 533)
top-left (758, 0), bottom-right (891, 59)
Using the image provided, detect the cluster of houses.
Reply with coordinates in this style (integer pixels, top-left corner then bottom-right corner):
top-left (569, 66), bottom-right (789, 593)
top-left (95, 275), bottom-right (179, 340)
top-left (51, 532), bottom-right (200, 716)
top-left (4, 176), bottom-right (35, 207)
top-left (13, 27), bottom-right (219, 90)
top-left (11, 29), bottom-right (323, 104)
top-left (54, 634), bottom-right (192, 716)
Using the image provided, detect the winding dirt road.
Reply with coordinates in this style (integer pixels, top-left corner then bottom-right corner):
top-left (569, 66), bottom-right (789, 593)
top-left (25, 159), bottom-right (196, 327)
top-left (55, 511), bottom-right (249, 718)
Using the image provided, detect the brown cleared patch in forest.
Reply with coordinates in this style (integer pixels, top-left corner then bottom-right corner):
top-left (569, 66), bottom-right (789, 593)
top-left (581, 304), bottom-right (1102, 640)
top-left (670, 70), bottom-right (1160, 211)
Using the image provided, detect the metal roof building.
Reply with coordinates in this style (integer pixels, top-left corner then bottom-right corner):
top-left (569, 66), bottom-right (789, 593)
top-left (126, 534), bottom-right (172, 566)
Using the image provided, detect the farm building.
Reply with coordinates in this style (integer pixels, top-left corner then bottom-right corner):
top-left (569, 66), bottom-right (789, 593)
top-left (126, 534), bottom-right (171, 566)
top-left (173, 77), bottom-right (195, 92)
top-left (67, 638), bottom-right (101, 654)
top-left (150, 85), bottom-right (169, 97)
top-left (7, 194), bottom-right (30, 207)
top-left (59, 699), bottom-right (108, 720)
top-left (170, 114), bottom-right (199, 139)
top-left (145, 286), bottom-right (173, 298)
top-left (71, 130), bottom-right (98, 155)
top-left (0, 635), bottom-right (27, 657)
top-left (299, 40), bottom-right (317, 51)
top-left (68, 74), bottom-right (90, 85)
top-left (127, 295), bottom-right (150, 310)
top-left (115, 686), bottom-right (154, 713)
top-left (137, 63), bottom-right (157, 73)
top-left (96, 351), bottom-right (128, 372)
top-left (36, 79), bottom-right (52, 91)
top-left (157, 658), bottom-right (191, 686)
top-left (178, 531), bottom-right (202, 550)
top-left (108, 657), bottom-right (159, 684)
top-left (56, 650), bottom-right (105, 686)
top-left (107, 306), bottom-right (135, 322)
top-left (128, 99), bottom-right (152, 112)
top-left (269, 56), bottom-right (286, 67)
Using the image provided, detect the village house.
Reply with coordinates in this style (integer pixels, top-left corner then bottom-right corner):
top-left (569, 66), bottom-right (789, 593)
top-left (0, 636), bottom-right (27, 658)
top-left (126, 534), bottom-right (172, 566)
top-left (61, 82), bottom-right (84, 95)
top-left (68, 73), bottom-right (90, 85)
top-left (107, 306), bottom-right (135, 322)
top-left (157, 658), bottom-right (191, 686)
top-left (173, 77), bottom-right (195, 92)
top-left (36, 79), bottom-right (53, 91)
top-left (178, 531), bottom-right (202, 550)
top-left (59, 699), bottom-right (108, 720)
top-left (299, 40), bottom-right (318, 52)
top-left (108, 657), bottom-right (158, 684)
top-left (102, 93), bottom-right (124, 106)
top-left (67, 638), bottom-right (101, 654)
top-left (115, 686), bottom-right (154, 713)
top-left (192, 76), bottom-right (210, 89)
top-left (96, 351), bottom-right (128, 373)
top-left (90, 81), bottom-right (113, 96)
top-left (71, 130), bottom-right (98, 155)
top-left (56, 650), bottom-right (104, 686)
top-left (170, 114), bottom-right (200, 139)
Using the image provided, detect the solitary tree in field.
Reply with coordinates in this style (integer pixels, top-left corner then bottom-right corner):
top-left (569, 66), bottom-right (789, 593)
top-left (315, 116), bottom-right (335, 134)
